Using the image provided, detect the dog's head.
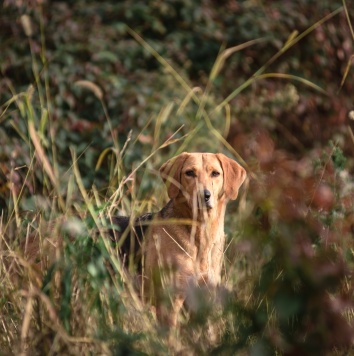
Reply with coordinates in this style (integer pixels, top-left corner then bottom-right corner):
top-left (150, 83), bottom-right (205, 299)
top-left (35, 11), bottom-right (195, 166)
top-left (159, 152), bottom-right (246, 211)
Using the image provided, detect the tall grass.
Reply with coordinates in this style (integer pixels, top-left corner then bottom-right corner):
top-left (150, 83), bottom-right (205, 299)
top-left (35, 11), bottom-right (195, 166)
top-left (1, 4), bottom-right (354, 355)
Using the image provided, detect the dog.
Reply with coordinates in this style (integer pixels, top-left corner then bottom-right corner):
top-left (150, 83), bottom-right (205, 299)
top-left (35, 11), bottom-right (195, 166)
top-left (110, 152), bottom-right (246, 326)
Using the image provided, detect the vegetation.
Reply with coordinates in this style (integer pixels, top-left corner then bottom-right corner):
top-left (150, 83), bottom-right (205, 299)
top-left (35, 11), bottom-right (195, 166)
top-left (1, 0), bottom-right (353, 354)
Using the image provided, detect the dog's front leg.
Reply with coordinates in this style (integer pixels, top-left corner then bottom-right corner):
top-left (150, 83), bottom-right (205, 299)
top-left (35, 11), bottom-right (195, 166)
top-left (152, 263), bottom-right (193, 327)
top-left (155, 293), bottom-right (185, 327)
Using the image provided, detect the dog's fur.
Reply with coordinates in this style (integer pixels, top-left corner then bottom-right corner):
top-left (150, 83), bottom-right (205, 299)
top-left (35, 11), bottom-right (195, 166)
top-left (111, 152), bottom-right (246, 325)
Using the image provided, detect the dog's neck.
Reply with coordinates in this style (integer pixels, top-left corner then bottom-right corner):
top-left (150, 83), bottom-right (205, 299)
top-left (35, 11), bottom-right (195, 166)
top-left (164, 198), bottom-right (227, 241)
top-left (160, 198), bottom-right (228, 279)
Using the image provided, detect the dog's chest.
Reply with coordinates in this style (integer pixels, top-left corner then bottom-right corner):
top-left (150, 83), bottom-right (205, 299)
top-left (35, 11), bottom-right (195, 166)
top-left (194, 224), bottom-right (218, 271)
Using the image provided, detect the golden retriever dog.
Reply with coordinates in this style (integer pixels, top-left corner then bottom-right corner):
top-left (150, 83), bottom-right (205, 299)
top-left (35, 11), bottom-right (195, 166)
top-left (111, 152), bottom-right (246, 326)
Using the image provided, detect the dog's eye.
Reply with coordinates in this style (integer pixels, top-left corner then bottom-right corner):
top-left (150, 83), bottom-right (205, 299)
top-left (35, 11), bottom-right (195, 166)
top-left (185, 170), bottom-right (195, 177)
top-left (211, 171), bottom-right (220, 177)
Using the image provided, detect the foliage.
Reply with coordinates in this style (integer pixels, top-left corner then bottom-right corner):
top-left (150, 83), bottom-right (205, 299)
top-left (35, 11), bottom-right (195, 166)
top-left (1, 0), bottom-right (354, 354)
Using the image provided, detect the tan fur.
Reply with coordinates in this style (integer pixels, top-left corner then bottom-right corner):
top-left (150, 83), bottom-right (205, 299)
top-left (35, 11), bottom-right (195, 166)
top-left (143, 152), bottom-right (246, 325)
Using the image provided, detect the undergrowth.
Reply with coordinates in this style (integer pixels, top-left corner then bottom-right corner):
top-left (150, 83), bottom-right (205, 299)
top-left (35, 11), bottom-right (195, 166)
top-left (1, 1), bottom-right (354, 355)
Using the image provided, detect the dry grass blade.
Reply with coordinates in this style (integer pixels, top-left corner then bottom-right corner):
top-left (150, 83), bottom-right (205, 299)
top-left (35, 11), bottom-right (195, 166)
top-left (347, 111), bottom-right (354, 146)
top-left (343, 0), bottom-right (354, 40)
top-left (119, 129), bottom-right (133, 160)
top-left (71, 150), bottom-right (147, 317)
top-left (28, 120), bottom-right (56, 186)
top-left (20, 295), bottom-right (33, 349)
top-left (176, 87), bottom-right (203, 116)
top-left (153, 103), bottom-right (175, 151)
top-left (19, 288), bottom-right (106, 348)
top-left (127, 27), bottom-right (249, 172)
top-left (339, 54), bottom-right (354, 90)
top-left (74, 80), bottom-right (104, 101)
top-left (20, 14), bottom-right (33, 37)
top-left (223, 103), bottom-right (231, 138)
top-left (162, 228), bottom-right (193, 259)
top-left (127, 27), bottom-right (196, 103)
top-left (256, 73), bottom-right (328, 95)
top-left (71, 149), bottom-right (100, 228)
top-left (197, 39), bottom-right (264, 125)
top-left (27, 118), bottom-right (65, 210)
top-left (339, 0), bottom-right (353, 90)
top-left (214, 6), bottom-right (343, 113)
top-left (209, 38), bottom-right (266, 82)
top-left (95, 147), bottom-right (119, 172)
top-left (0, 92), bottom-right (27, 123)
top-left (122, 124), bottom-right (186, 184)
top-left (347, 125), bottom-right (354, 146)
top-left (106, 124), bottom-right (187, 216)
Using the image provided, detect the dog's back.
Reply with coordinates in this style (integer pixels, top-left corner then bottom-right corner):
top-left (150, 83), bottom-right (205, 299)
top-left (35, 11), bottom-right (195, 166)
top-left (109, 213), bottom-right (154, 271)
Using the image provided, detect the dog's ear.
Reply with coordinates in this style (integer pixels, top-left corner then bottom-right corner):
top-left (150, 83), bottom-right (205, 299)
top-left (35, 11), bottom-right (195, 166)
top-left (160, 152), bottom-right (190, 199)
top-left (216, 153), bottom-right (246, 200)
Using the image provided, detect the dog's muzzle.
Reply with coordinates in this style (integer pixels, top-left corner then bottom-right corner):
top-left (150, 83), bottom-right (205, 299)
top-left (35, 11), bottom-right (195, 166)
top-left (192, 188), bottom-right (214, 210)
top-left (203, 189), bottom-right (213, 209)
top-left (204, 189), bottom-right (211, 202)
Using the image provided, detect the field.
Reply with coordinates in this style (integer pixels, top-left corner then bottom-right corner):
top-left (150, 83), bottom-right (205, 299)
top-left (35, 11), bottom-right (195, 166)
top-left (1, 1), bottom-right (354, 354)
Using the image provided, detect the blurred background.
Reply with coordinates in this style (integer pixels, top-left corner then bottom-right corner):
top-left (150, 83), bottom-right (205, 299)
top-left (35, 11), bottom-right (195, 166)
top-left (1, 0), bottom-right (353, 201)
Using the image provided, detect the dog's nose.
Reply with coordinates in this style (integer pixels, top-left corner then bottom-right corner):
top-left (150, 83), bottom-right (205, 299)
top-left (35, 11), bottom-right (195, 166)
top-left (204, 189), bottom-right (211, 202)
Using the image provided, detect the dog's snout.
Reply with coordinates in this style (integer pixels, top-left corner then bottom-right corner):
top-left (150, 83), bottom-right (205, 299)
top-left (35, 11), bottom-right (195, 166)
top-left (204, 189), bottom-right (211, 202)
